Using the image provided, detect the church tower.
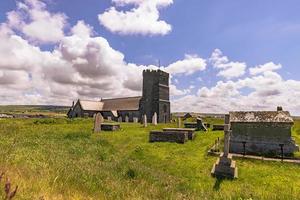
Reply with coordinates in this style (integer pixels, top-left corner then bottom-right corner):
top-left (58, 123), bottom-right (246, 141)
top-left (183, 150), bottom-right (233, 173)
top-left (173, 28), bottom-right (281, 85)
top-left (140, 69), bottom-right (171, 123)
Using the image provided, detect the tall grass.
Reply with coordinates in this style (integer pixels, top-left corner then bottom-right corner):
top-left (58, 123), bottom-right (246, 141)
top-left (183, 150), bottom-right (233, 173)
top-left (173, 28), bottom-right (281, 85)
top-left (0, 118), bottom-right (299, 199)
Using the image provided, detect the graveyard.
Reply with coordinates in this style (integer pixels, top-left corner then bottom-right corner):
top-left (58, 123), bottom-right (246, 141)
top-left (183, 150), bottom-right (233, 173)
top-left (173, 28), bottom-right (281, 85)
top-left (0, 113), bottom-right (300, 199)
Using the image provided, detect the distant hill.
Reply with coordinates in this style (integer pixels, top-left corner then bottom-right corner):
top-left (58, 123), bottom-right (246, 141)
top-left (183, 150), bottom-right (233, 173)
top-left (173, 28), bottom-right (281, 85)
top-left (0, 105), bottom-right (69, 117)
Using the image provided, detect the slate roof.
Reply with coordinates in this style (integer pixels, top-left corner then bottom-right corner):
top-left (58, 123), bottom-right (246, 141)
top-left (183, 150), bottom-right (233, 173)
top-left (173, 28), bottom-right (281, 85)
top-left (229, 111), bottom-right (293, 123)
top-left (77, 96), bottom-right (141, 112)
top-left (102, 96), bottom-right (141, 111)
top-left (79, 100), bottom-right (103, 111)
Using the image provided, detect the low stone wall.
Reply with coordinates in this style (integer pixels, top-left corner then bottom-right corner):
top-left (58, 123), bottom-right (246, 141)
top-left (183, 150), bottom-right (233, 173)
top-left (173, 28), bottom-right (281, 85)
top-left (163, 128), bottom-right (196, 140)
top-left (101, 123), bottom-right (120, 131)
top-left (212, 124), bottom-right (225, 131)
top-left (149, 131), bottom-right (188, 144)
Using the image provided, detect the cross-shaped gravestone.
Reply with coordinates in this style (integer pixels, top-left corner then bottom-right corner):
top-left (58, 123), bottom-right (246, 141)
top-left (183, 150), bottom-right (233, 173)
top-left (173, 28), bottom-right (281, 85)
top-left (94, 113), bottom-right (103, 133)
top-left (211, 114), bottom-right (238, 178)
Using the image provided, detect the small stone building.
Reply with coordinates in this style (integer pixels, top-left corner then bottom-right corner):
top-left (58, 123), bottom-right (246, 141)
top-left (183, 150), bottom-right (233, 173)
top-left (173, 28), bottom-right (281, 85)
top-left (67, 69), bottom-right (171, 123)
top-left (229, 108), bottom-right (299, 155)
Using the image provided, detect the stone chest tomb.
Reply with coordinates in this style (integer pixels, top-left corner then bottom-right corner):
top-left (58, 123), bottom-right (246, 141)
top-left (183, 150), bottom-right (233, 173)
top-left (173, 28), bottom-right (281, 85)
top-left (229, 108), bottom-right (299, 156)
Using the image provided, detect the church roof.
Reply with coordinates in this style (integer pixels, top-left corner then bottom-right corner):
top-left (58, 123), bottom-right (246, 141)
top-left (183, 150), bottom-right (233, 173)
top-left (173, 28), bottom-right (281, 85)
top-left (77, 96), bottom-right (141, 112)
top-left (79, 100), bottom-right (103, 111)
top-left (102, 96), bottom-right (141, 111)
top-left (229, 111), bottom-right (293, 123)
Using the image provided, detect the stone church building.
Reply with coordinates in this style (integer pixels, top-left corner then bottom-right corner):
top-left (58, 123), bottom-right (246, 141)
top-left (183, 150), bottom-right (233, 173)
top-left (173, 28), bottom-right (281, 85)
top-left (67, 69), bottom-right (171, 123)
top-left (229, 107), bottom-right (299, 155)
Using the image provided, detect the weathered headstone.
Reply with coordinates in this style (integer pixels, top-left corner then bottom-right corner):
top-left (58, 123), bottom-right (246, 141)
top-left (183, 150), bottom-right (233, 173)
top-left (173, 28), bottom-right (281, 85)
top-left (211, 120), bottom-right (238, 179)
top-left (133, 117), bottom-right (138, 123)
top-left (93, 113), bottom-right (103, 133)
top-left (152, 112), bottom-right (157, 125)
top-left (196, 117), bottom-right (208, 131)
top-left (125, 115), bottom-right (129, 123)
top-left (118, 116), bottom-right (122, 123)
top-left (177, 117), bottom-right (181, 128)
top-left (143, 115), bottom-right (147, 127)
top-left (107, 116), bottom-right (112, 121)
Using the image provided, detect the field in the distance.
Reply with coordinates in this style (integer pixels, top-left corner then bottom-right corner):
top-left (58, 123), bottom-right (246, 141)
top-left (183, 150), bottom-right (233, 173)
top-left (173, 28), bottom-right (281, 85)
top-left (0, 117), bottom-right (300, 199)
top-left (0, 105), bottom-right (69, 117)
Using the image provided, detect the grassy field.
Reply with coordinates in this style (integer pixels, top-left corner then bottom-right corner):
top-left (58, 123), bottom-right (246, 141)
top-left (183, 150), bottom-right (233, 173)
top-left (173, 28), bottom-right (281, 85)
top-left (0, 118), bottom-right (300, 199)
top-left (0, 105), bottom-right (69, 117)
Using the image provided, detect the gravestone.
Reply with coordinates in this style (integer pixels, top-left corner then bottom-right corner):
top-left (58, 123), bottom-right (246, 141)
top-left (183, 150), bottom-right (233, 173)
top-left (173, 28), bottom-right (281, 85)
top-left (177, 117), bottom-right (181, 128)
top-left (163, 128), bottom-right (196, 140)
top-left (152, 112), bottom-right (157, 125)
top-left (118, 116), bottom-right (122, 123)
top-left (133, 117), bottom-right (138, 123)
top-left (211, 115), bottom-right (238, 179)
top-left (125, 115), bottom-right (129, 123)
top-left (196, 117), bottom-right (208, 131)
top-left (149, 131), bottom-right (188, 144)
top-left (93, 113), bottom-right (103, 133)
top-left (212, 124), bottom-right (225, 131)
top-left (107, 116), bottom-right (112, 121)
top-left (101, 123), bottom-right (120, 131)
top-left (143, 115), bottom-right (147, 127)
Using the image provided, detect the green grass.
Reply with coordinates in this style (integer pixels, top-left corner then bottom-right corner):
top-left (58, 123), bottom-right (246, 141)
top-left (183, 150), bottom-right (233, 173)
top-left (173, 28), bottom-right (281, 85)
top-left (0, 118), bottom-right (300, 199)
top-left (0, 105), bottom-right (69, 117)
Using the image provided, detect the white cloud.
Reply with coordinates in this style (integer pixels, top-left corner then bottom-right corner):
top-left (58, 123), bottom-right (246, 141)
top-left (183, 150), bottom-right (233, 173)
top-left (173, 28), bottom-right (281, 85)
top-left (210, 49), bottom-right (246, 79)
top-left (163, 54), bottom-right (206, 75)
top-left (98, 0), bottom-right (172, 35)
top-left (249, 62), bottom-right (282, 75)
top-left (7, 0), bottom-right (67, 43)
top-left (170, 84), bottom-right (190, 96)
top-left (173, 70), bottom-right (300, 115)
top-left (2, 1), bottom-right (300, 116)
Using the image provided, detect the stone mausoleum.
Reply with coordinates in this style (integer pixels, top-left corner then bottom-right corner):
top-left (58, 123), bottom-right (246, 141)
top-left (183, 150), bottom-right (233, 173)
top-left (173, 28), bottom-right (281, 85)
top-left (229, 107), bottom-right (299, 156)
top-left (67, 69), bottom-right (171, 123)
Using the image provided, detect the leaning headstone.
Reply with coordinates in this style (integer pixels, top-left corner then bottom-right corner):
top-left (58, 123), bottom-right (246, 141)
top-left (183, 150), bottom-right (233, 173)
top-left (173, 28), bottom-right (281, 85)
top-left (107, 116), bottom-right (112, 121)
top-left (152, 112), bottom-right (157, 125)
top-left (125, 115), bottom-right (129, 123)
top-left (177, 117), bottom-right (181, 128)
top-left (211, 120), bottom-right (238, 179)
top-left (143, 115), bottom-right (147, 127)
top-left (93, 113), bottom-right (103, 133)
top-left (118, 116), bottom-right (122, 123)
top-left (133, 117), bottom-right (138, 123)
top-left (196, 117), bottom-right (208, 131)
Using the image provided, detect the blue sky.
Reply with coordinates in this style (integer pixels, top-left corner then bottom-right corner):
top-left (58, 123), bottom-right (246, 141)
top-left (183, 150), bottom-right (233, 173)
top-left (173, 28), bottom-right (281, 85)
top-left (1, 0), bottom-right (300, 114)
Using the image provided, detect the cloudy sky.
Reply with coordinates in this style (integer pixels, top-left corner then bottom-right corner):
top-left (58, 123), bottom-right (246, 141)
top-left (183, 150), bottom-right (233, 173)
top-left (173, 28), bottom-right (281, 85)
top-left (1, 0), bottom-right (300, 115)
